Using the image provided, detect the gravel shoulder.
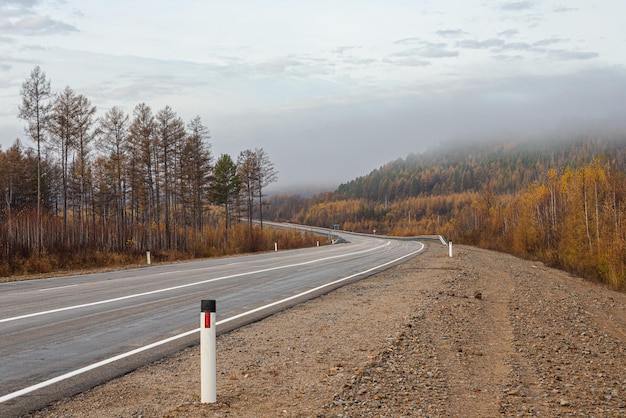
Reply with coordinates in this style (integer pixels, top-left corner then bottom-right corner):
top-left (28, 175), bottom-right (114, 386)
top-left (27, 243), bottom-right (626, 417)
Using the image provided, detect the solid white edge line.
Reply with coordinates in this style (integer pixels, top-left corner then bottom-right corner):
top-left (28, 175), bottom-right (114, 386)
top-left (0, 329), bottom-right (199, 404)
top-left (219, 242), bottom-right (425, 325)
top-left (0, 242), bottom-right (424, 404)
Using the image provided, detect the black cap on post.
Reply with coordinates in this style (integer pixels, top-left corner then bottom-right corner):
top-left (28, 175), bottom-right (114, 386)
top-left (201, 299), bottom-right (216, 313)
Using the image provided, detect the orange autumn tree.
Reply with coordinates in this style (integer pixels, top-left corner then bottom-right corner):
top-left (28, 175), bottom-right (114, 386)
top-left (499, 157), bottom-right (625, 289)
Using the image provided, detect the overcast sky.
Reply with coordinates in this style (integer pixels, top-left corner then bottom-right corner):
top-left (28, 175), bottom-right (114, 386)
top-left (1, 1), bottom-right (625, 193)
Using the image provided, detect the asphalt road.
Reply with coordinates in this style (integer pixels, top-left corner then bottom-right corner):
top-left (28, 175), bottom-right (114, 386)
top-left (0, 230), bottom-right (426, 416)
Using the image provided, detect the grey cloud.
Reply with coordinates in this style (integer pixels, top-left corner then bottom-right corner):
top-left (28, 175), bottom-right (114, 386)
top-left (533, 38), bottom-right (567, 47)
top-left (0, 0), bottom-right (78, 36)
top-left (394, 47), bottom-right (457, 59)
top-left (0, 9), bottom-right (26, 19)
top-left (420, 48), bottom-right (459, 58)
top-left (395, 38), bottom-right (460, 57)
top-left (485, 38), bottom-right (598, 61)
top-left (0, 0), bottom-right (40, 6)
top-left (333, 46), bottom-right (360, 55)
top-left (17, 50), bottom-right (218, 105)
top-left (0, 63), bottom-right (11, 71)
top-left (501, 42), bottom-right (532, 51)
top-left (20, 43), bottom-right (47, 51)
top-left (394, 37), bottom-right (422, 45)
top-left (436, 29), bottom-right (467, 38)
top-left (483, 38), bottom-right (596, 61)
top-left (342, 57), bottom-right (377, 66)
top-left (456, 38), bottom-right (505, 49)
top-left (392, 47), bottom-right (421, 57)
top-left (393, 41), bottom-right (458, 59)
top-left (102, 71), bottom-right (205, 103)
top-left (0, 35), bottom-right (15, 43)
top-left (384, 57), bottom-right (431, 67)
top-left (0, 0), bottom-right (39, 21)
top-left (7, 15), bottom-right (78, 35)
top-left (0, 0), bottom-right (39, 11)
top-left (549, 50), bottom-right (599, 60)
top-left (501, 1), bottom-right (535, 11)
top-left (498, 29), bottom-right (518, 38)
top-left (257, 58), bottom-right (303, 75)
top-left (330, 50), bottom-right (380, 71)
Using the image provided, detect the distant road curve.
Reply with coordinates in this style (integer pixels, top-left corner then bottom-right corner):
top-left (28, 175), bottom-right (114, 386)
top-left (0, 225), bottom-right (428, 416)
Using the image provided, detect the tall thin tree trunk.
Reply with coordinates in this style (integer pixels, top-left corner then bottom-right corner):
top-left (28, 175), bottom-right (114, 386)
top-left (583, 172), bottom-right (592, 251)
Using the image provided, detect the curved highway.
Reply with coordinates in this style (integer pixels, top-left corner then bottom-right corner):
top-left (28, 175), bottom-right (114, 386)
top-left (0, 228), bottom-right (427, 416)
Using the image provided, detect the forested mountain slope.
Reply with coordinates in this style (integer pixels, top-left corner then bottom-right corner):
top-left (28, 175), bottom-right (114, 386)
top-left (267, 132), bottom-right (626, 290)
top-left (335, 134), bottom-right (626, 201)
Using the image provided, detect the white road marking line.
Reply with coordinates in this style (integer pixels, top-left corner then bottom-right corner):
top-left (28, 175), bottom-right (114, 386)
top-left (218, 242), bottom-right (425, 326)
top-left (0, 242), bottom-right (424, 404)
top-left (0, 328), bottom-right (200, 404)
top-left (0, 242), bottom-right (390, 324)
top-left (38, 284), bottom-right (79, 292)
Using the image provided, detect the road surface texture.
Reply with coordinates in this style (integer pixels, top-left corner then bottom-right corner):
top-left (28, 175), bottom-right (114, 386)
top-left (26, 244), bottom-right (626, 417)
top-left (1, 233), bottom-right (424, 416)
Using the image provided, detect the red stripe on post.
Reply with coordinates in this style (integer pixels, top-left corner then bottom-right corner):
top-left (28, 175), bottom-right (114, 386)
top-left (205, 312), bottom-right (211, 328)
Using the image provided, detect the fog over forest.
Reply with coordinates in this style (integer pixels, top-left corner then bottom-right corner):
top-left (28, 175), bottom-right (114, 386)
top-left (1, 1), bottom-right (625, 192)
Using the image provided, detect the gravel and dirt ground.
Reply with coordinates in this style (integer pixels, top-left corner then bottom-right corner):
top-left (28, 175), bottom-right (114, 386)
top-left (27, 243), bottom-right (626, 417)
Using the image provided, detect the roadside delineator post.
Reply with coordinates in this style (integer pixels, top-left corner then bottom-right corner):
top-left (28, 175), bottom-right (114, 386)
top-left (449, 241), bottom-right (453, 258)
top-left (274, 242), bottom-right (278, 252)
top-left (200, 299), bottom-right (217, 403)
top-left (146, 250), bottom-right (151, 265)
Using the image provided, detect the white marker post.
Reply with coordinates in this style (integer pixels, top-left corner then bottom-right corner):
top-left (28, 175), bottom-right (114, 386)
top-left (146, 250), bottom-right (151, 265)
top-left (449, 241), bottom-right (453, 258)
top-left (200, 299), bottom-right (217, 403)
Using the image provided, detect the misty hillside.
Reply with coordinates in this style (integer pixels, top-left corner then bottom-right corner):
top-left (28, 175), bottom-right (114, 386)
top-left (266, 132), bottom-right (626, 290)
top-left (334, 134), bottom-right (626, 202)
